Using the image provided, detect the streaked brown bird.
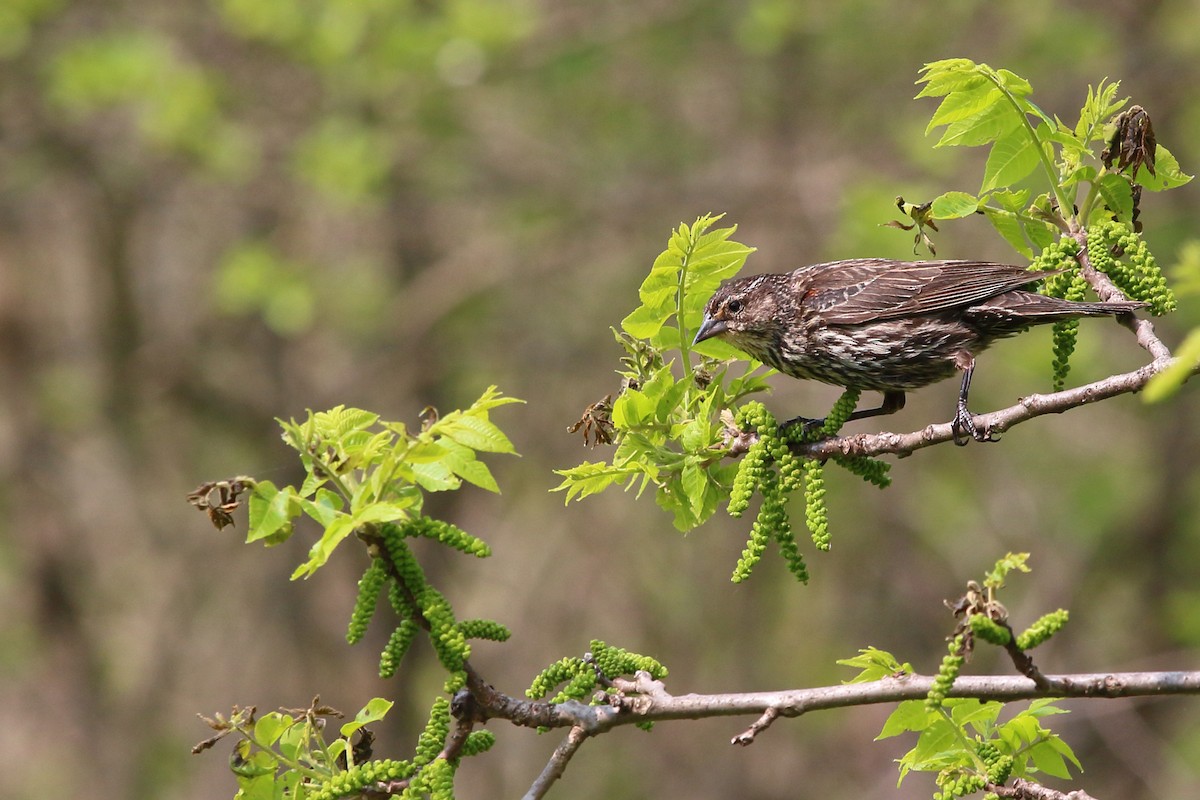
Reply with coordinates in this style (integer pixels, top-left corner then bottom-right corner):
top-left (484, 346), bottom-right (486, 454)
top-left (693, 258), bottom-right (1144, 444)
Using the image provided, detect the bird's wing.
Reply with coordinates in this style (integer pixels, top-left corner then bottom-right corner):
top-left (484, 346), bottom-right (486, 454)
top-left (795, 259), bottom-right (1051, 324)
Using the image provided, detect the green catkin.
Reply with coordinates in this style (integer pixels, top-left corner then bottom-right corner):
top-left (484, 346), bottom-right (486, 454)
top-left (1035, 238), bottom-right (1086, 390)
top-left (347, 559), bottom-right (388, 645)
top-left (379, 619), bottom-right (419, 678)
top-left (457, 619), bottom-right (511, 642)
top-left (832, 455), bottom-right (892, 488)
top-left (379, 524), bottom-right (428, 594)
top-left (734, 471), bottom-right (787, 583)
top-left (773, 522), bottom-right (809, 583)
top-left (309, 759), bottom-right (414, 800)
top-left (412, 585), bottom-right (469, 672)
top-left (527, 657), bottom-right (586, 699)
top-left (1015, 609), bottom-right (1069, 651)
top-left (460, 730), bottom-right (496, 758)
top-left (1090, 220), bottom-right (1176, 313)
top-left (822, 388), bottom-right (862, 435)
top-left (1049, 271), bottom-right (1089, 391)
top-left (590, 640), bottom-right (667, 679)
top-left (731, 519), bottom-right (770, 583)
top-left (968, 614), bottom-right (1012, 646)
top-left (987, 755), bottom-right (1014, 785)
top-left (414, 698), bottom-right (451, 767)
top-left (404, 516), bottom-right (491, 558)
top-left (803, 459), bottom-right (830, 551)
top-left (443, 670), bottom-right (467, 694)
top-left (728, 437), bottom-right (770, 517)
top-left (926, 635), bottom-right (966, 712)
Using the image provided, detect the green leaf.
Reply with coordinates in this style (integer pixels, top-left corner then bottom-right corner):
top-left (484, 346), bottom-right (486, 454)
top-left (951, 699), bottom-right (1002, 732)
top-left (837, 646), bottom-right (907, 683)
top-left (877, 700), bottom-right (931, 739)
top-left (981, 206), bottom-right (1033, 259)
top-left (1094, 173), bottom-right (1134, 222)
top-left (298, 488), bottom-right (345, 528)
top-left (409, 459), bottom-right (461, 492)
top-left (1028, 739), bottom-right (1072, 779)
top-left (253, 712), bottom-right (293, 747)
top-left (930, 191), bottom-right (980, 219)
top-left (984, 552), bottom-right (1030, 589)
top-left (438, 414), bottom-right (516, 454)
top-left (340, 698), bottom-right (394, 737)
top-left (936, 100), bottom-right (1021, 148)
top-left (1137, 145), bottom-right (1193, 192)
top-left (247, 482), bottom-right (300, 544)
top-left (351, 502), bottom-right (414, 525)
top-left (551, 461), bottom-right (642, 503)
top-left (981, 127), bottom-right (1040, 193)
top-left (916, 59), bottom-right (985, 98)
top-left (611, 387), bottom-right (656, 429)
top-left (1144, 329), bottom-right (1200, 402)
top-left (997, 68), bottom-right (1033, 96)
top-left (925, 86), bottom-right (1001, 134)
top-left (291, 515), bottom-right (356, 579)
top-left (439, 440), bottom-right (501, 493)
top-left (680, 461), bottom-right (708, 517)
top-left (621, 302), bottom-right (668, 339)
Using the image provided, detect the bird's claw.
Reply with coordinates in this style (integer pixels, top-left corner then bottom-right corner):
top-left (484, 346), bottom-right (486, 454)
top-left (951, 404), bottom-right (998, 445)
top-left (779, 415), bottom-right (829, 441)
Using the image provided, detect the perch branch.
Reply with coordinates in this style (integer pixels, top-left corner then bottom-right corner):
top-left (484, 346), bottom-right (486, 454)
top-left (793, 355), bottom-right (1186, 460)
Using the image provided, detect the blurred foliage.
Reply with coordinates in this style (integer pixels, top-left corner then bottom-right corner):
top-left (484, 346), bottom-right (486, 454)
top-left (2, 2), bottom-right (1200, 800)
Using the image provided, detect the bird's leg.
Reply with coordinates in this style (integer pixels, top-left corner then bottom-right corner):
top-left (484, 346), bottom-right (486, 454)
top-left (950, 354), bottom-right (998, 445)
top-left (845, 390), bottom-right (906, 423)
top-left (780, 390), bottom-right (906, 437)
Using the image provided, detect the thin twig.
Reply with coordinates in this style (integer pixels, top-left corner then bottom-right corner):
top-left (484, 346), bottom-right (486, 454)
top-left (523, 727), bottom-right (589, 800)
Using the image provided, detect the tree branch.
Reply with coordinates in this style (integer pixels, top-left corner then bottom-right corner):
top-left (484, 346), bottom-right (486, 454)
top-left (988, 777), bottom-right (1100, 800)
top-left (794, 355), bottom-right (1185, 460)
top-left (523, 727), bottom-right (589, 800)
top-left (473, 669), bottom-right (1200, 737)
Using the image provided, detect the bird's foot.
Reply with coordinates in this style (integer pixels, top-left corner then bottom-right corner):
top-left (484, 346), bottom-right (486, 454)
top-left (779, 415), bottom-right (830, 441)
top-left (951, 404), bottom-right (999, 446)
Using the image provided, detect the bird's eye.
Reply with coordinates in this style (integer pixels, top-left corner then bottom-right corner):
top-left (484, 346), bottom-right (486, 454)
top-left (726, 298), bottom-right (744, 314)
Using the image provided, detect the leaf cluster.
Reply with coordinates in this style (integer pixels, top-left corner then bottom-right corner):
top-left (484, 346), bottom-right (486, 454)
top-left (244, 386), bottom-right (521, 579)
top-left (840, 555), bottom-right (1077, 799)
top-left (918, 58), bottom-right (1190, 257)
top-left (554, 215), bottom-right (771, 531)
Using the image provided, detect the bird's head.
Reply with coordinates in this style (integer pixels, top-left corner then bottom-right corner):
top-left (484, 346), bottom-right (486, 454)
top-left (693, 274), bottom-right (781, 358)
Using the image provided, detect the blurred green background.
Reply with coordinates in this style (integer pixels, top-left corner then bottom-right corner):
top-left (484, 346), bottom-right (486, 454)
top-left (2, 1), bottom-right (1199, 798)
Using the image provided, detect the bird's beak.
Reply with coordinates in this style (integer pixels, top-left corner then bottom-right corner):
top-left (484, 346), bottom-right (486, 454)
top-left (693, 314), bottom-right (727, 344)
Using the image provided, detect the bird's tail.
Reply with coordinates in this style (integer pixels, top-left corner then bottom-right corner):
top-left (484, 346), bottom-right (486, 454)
top-left (967, 290), bottom-right (1145, 324)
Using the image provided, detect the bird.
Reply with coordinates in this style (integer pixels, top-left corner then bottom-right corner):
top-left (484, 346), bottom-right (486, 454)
top-left (692, 258), bottom-right (1145, 444)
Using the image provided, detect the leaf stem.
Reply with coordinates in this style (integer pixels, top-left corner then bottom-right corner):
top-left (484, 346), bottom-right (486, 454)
top-left (983, 68), bottom-right (1073, 225)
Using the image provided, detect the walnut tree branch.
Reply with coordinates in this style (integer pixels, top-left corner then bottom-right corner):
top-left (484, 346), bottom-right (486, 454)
top-left (988, 777), bottom-right (1100, 800)
top-left (523, 727), bottom-right (589, 800)
top-left (472, 669), bottom-right (1200, 738)
top-left (794, 354), bottom-right (1188, 460)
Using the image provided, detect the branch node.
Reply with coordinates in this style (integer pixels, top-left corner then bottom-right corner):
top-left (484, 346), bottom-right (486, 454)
top-left (731, 706), bottom-right (780, 746)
